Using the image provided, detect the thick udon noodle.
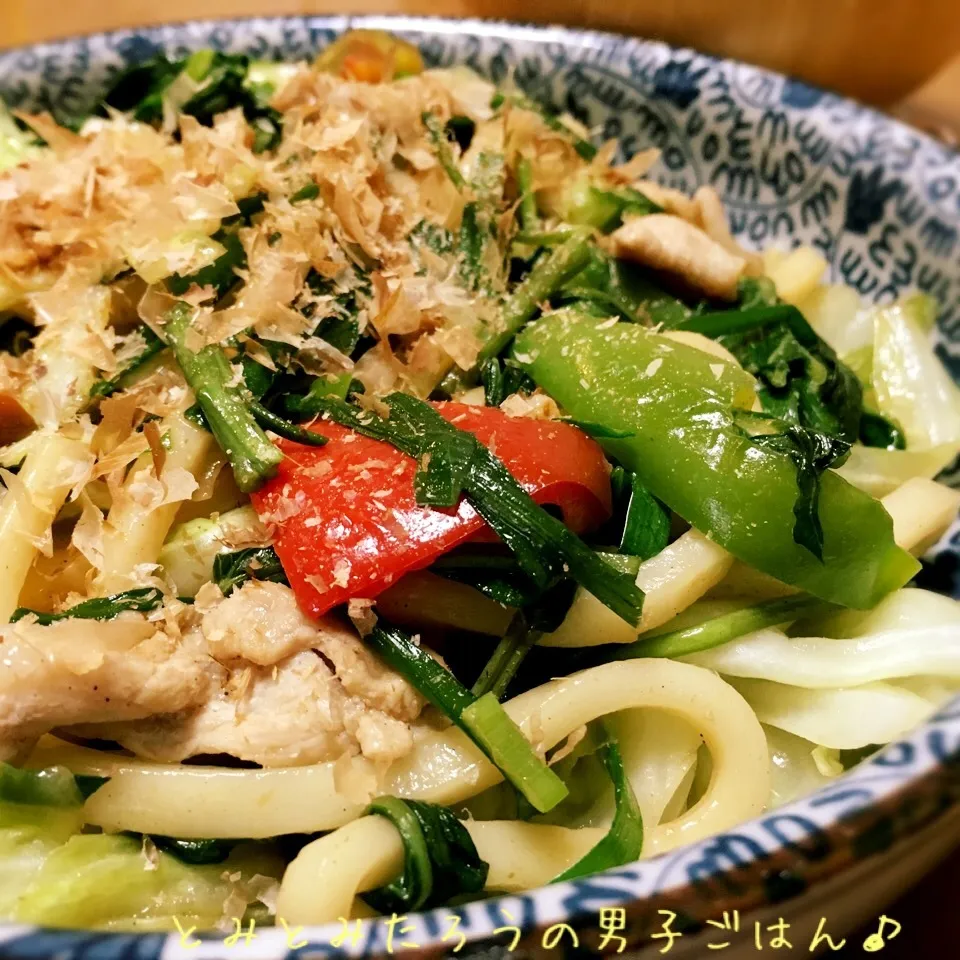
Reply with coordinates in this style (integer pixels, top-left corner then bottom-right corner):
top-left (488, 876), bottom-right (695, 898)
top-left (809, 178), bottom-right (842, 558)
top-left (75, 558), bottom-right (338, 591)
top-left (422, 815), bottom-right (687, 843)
top-left (16, 475), bottom-right (957, 923)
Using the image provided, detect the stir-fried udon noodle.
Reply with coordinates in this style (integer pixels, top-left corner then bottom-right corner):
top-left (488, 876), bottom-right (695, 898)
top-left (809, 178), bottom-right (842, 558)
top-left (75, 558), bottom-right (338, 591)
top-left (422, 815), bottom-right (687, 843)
top-left (0, 29), bottom-right (959, 930)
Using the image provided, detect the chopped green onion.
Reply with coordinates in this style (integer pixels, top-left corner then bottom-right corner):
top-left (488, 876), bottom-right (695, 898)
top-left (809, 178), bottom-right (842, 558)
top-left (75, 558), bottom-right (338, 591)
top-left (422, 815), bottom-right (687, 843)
top-left (249, 400), bottom-right (328, 447)
top-left (422, 112), bottom-right (465, 189)
top-left (366, 623), bottom-right (567, 812)
top-left (513, 229), bottom-right (577, 246)
top-left (289, 182), bottom-right (320, 204)
top-left (471, 612), bottom-right (540, 700)
top-left (164, 302), bottom-right (282, 492)
top-left (363, 797), bottom-right (488, 913)
top-left (461, 693), bottom-right (569, 812)
top-left (516, 156), bottom-right (538, 233)
top-left (552, 736), bottom-right (643, 881)
top-left (675, 303), bottom-right (818, 346)
top-left (315, 393), bottom-right (644, 625)
top-left (619, 475), bottom-right (671, 561)
top-left (89, 326), bottom-right (167, 400)
top-left (609, 595), bottom-right (834, 660)
top-left (479, 228), bottom-right (593, 362)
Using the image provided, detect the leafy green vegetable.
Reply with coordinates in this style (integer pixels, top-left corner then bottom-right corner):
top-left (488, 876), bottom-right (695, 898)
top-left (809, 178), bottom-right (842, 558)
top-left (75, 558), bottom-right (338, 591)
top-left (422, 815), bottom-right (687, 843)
top-left (445, 115), bottom-right (475, 151)
top-left (859, 411), bottom-right (907, 451)
top-left (0, 765), bottom-right (105, 855)
top-left (678, 302), bottom-right (863, 443)
top-left (0, 764), bottom-right (83, 810)
top-left (212, 546), bottom-right (287, 596)
top-left (410, 219), bottom-right (455, 259)
top-left (737, 275), bottom-right (779, 308)
top-left (99, 56), bottom-right (184, 124)
top-left (164, 302), bottom-right (282, 492)
top-left (457, 201), bottom-right (488, 292)
top-left (749, 421), bottom-right (851, 560)
top-left (558, 176), bottom-right (661, 232)
top-left (870, 294), bottom-right (960, 449)
top-left (363, 797), bottom-right (487, 913)
top-left (89, 325), bottom-right (167, 400)
top-left (365, 622), bottom-right (568, 812)
top-left (100, 51), bottom-right (283, 151)
top-left (313, 393), bottom-right (645, 625)
top-left (75, 776), bottom-right (110, 801)
top-left (302, 268), bottom-right (370, 355)
top-left (0, 101), bottom-right (40, 171)
top-left (556, 248), bottom-right (690, 327)
top-left (226, 191), bottom-right (268, 225)
top-left (422, 112), bottom-right (465, 189)
top-left (479, 357), bottom-right (535, 407)
top-left (609, 595), bottom-right (833, 660)
top-left (10, 832), bottom-right (280, 928)
top-left (11, 587), bottom-right (165, 626)
top-left (616, 472), bottom-right (671, 561)
top-left (551, 736), bottom-right (643, 882)
top-left (284, 373), bottom-right (356, 415)
top-left (150, 836), bottom-right (235, 865)
top-left (166, 229), bottom-right (246, 299)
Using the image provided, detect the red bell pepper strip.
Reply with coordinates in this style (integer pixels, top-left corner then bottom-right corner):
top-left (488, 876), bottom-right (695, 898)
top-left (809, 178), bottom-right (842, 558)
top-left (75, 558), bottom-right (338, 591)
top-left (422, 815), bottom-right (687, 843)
top-left (249, 402), bottom-right (612, 618)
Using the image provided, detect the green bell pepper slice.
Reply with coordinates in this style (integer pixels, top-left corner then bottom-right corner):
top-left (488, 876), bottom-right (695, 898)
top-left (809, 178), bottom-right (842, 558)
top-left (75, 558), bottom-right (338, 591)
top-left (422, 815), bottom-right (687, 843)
top-left (514, 312), bottom-right (918, 609)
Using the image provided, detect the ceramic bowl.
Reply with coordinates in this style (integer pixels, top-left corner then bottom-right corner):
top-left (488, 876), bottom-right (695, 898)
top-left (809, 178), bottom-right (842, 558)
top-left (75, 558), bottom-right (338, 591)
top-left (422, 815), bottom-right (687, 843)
top-left (1, 15), bottom-right (959, 960)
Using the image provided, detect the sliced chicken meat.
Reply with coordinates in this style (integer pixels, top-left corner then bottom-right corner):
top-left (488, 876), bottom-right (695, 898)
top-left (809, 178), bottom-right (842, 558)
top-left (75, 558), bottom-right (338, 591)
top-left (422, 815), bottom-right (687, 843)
top-left (82, 649), bottom-right (419, 767)
top-left (3, 582), bottom-right (426, 767)
top-left (0, 612), bottom-right (216, 761)
top-left (610, 213), bottom-right (747, 300)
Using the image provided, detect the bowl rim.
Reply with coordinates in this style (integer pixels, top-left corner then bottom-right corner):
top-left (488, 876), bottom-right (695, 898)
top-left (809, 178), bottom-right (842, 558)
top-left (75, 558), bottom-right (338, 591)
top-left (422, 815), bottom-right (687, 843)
top-left (1, 13), bottom-right (959, 959)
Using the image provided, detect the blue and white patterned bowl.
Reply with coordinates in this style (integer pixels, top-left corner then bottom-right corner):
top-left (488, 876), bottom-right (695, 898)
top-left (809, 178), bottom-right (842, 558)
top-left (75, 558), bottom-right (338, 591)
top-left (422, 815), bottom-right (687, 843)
top-left (1, 15), bottom-right (959, 960)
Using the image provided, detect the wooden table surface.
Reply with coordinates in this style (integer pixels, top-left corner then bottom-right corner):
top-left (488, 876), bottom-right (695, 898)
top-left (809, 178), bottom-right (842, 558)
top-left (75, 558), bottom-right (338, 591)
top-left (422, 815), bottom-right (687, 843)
top-left (1, 2), bottom-right (959, 956)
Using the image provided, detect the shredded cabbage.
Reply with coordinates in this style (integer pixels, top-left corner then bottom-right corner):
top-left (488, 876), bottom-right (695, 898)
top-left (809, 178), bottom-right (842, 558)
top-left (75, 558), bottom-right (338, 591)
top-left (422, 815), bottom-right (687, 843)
top-left (683, 625), bottom-right (960, 687)
top-left (729, 677), bottom-right (936, 749)
top-left (798, 283), bottom-right (872, 358)
top-left (835, 442), bottom-right (958, 497)
top-left (872, 295), bottom-right (960, 449)
top-left (764, 726), bottom-right (836, 806)
top-left (798, 586), bottom-right (960, 638)
top-left (0, 763), bottom-right (281, 929)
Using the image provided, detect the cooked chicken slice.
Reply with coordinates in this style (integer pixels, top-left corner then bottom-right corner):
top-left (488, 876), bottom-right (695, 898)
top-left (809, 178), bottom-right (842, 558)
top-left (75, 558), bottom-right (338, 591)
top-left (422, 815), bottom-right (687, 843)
top-left (315, 624), bottom-right (424, 723)
top-left (611, 213), bottom-right (746, 300)
top-left (0, 613), bottom-right (217, 760)
top-left (58, 582), bottom-right (426, 767)
top-left (692, 186), bottom-right (763, 274)
top-left (197, 579), bottom-right (423, 720)
top-left (84, 650), bottom-right (421, 767)
top-left (199, 579), bottom-right (336, 666)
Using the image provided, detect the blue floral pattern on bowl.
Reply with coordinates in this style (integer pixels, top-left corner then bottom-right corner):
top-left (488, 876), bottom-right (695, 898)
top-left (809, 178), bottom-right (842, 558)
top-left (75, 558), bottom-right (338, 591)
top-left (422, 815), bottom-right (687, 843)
top-left (0, 15), bottom-right (959, 959)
